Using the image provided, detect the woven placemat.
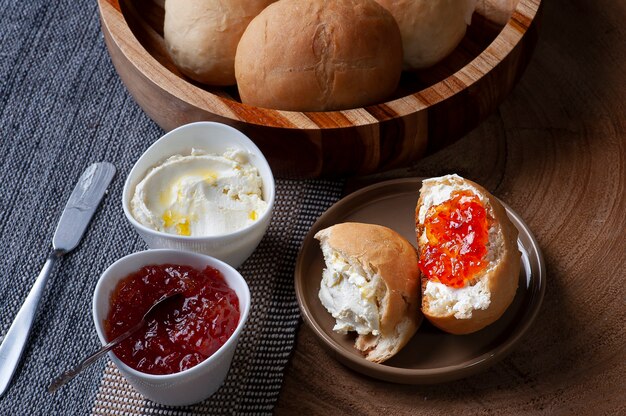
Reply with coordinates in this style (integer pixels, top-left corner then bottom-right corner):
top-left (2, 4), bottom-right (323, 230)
top-left (0, 0), bottom-right (344, 414)
top-left (91, 180), bottom-right (343, 415)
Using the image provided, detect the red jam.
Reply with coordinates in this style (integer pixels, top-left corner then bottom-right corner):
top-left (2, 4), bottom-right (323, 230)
top-left (418, 190), bottom-right (490, 288)
top-left (104, 264), bottom-right (240, 375)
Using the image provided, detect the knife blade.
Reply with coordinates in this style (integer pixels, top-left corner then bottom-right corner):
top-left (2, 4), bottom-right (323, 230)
top-left (0, 162), bottom-right (115, 397)
top-left (53, 162), bottom-right (116, 252)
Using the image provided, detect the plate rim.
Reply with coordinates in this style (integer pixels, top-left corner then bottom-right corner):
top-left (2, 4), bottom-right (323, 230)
top-left (294, 177), bottom-right (546, 383)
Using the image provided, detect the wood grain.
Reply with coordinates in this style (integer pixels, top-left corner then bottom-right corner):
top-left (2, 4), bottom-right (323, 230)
top-left (97, 0), bottom-right (541, 177)
top-left (275, 0), bottom-right (626, 414)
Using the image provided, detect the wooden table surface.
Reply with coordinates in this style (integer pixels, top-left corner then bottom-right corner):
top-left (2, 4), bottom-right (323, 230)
top-left (275, 0), bottom-right (626, 414)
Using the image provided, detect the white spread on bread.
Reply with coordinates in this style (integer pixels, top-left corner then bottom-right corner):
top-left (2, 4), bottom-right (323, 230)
top-left (423, 279), bottom-right (490, 319)
top-left (130, 148), bottom-right (267, 237)
top-left (315, 222), bottom-right (421, 362)
top-left (318, 249), bottom-right (383, 336)
top-left (418, 174), bottom-right (487, 223)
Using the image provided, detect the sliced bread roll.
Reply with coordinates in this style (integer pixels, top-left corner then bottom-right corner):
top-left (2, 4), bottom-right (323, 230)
top-left (316, 223), bottom-right (421, 363)
top-left (416, 174), bottom-right (521, 334)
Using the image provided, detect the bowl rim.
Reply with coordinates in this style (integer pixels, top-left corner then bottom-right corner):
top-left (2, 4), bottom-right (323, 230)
top-left (121, 121), bottom-right (276, 242)
top-left (97, 0), bottom-right (543, 129)
top-left (92, 248), bottom-right (252, 381)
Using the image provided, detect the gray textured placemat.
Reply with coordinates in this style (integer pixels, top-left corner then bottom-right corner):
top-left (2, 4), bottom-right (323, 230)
top-left (0, 0), bottom-right (344, 414)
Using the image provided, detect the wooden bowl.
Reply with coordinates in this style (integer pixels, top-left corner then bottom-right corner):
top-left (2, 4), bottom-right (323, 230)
top-left (98, 0), bottom-right (542, 178)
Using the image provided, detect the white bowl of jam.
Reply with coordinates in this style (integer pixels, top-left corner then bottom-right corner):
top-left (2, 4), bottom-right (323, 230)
top-left (122, 122), bottom-right (275, 268)
top-left (92, 249), bottom-right (251, 406)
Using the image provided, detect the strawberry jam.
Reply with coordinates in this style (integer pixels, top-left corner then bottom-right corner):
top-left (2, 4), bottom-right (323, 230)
top-left (104, 264), bottom-right (240, 375)
top-left (418, 190), bottom-right (490, 288)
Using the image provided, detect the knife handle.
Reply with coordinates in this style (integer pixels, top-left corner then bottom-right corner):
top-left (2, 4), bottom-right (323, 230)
top-left (0, 250), bottom-right (61, 397)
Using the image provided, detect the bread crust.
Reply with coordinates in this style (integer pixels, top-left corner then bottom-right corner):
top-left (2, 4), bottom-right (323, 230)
top-left (475, 0), bottom-right (520, 25)
top-left (375, 0), bottom-right (476, 69)
top-left (164, 0), bottom-right (274, 86)
top-left (315, 222), bottom-right (421, 363)
top-left (235, 0), bottom-right (403, 111)
top-left (416, 176), bottom-right (521, 335)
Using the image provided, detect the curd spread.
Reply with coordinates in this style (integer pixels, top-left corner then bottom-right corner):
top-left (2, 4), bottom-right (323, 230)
top-left (131, 149), bottom-right (267, 237)
top-left (318, 247), bottom-right (382, 336)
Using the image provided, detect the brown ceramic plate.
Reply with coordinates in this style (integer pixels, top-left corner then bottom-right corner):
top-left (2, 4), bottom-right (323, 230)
top-left (295, 178), bottom-right (546, 384)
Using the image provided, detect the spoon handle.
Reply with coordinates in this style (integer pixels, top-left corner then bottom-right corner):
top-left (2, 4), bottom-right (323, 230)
top-left (0, 251), bottom-right (61, 398)
top-left (48, 319), bottom-right (144, 393)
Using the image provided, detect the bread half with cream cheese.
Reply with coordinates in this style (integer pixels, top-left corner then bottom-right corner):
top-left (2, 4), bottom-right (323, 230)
top-left (416, 174), bottom-right (521, 335)
top-left (315, 223), bottom-right (421, 363)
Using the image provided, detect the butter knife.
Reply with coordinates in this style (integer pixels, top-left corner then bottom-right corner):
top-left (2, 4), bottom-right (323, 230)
top-left (0, 162), bottom-right (115, 397)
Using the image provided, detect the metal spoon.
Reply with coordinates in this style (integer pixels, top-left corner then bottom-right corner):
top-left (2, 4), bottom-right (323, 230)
top-left (48, 292), bottom-right (184, 393)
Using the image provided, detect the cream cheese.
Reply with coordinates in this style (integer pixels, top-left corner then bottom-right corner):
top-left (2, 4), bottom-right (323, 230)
top-left (130, 148), bottom-right (267, 237)
top-left (424, 278), bottom-right (490, 319)
top-left (318, 249), bottom-right (381, 336)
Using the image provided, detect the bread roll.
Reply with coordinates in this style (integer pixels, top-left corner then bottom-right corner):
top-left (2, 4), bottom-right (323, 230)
top-left (416, 174), bottom-right (521, 334)
top-left (375, 0), bottom-right (477, 69)
top-left (164, 0), bottom-right (275, 86)
top-left (316, 223), bottom-right (421, 363)
top-left (235, 0), bottom-right (403, 111)
top-left (475, 0), bottom-right (520, 25)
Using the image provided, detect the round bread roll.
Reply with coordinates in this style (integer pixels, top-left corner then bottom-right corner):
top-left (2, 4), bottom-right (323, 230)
top-left (164, 0), bottom-right (275, 86)
top-left (375, 0), bottom-right (477, 69)
top-left (416, 174), bottom-right (521, 335)
top-left (235, 0), bottom-right (403, 111)
top-left (315, 223), bottom-right (421, 363)
top-left (475, 0), bottom-right (520, 25)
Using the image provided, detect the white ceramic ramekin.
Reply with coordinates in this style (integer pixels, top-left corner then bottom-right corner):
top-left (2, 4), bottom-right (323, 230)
top-left (93, 249), bottom-right (251, 406)
top-left (122, 122), bottom-right (275, 268)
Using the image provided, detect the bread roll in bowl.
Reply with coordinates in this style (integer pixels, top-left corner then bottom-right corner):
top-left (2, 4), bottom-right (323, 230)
top-left (375, 0), bottom-right (477, 69)
top-left (164, 0), bottom-right (275, 86)
top-left (475, 0), bottom-right (521, 25)
top-left (235, 0), bottom-right (403, 111)
top-left (416, 175), bottom-right (521, 335)
top-left (315, 223), bottom-right (421, 363)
